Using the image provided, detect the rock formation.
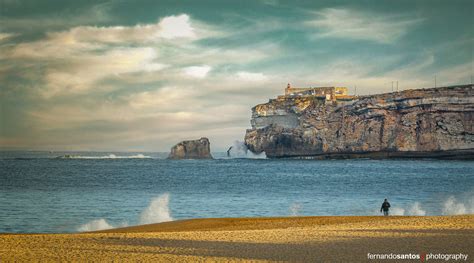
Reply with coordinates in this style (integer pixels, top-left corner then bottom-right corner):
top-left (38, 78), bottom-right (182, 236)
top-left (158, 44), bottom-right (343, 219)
top-left (245, 85), bottom-right (474, 159)
top-left (168, 137), bottom-right (213, 159)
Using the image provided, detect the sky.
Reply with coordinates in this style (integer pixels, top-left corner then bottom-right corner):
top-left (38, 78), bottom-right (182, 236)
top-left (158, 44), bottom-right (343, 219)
top-left (0, 0), bottom-right (473, 152)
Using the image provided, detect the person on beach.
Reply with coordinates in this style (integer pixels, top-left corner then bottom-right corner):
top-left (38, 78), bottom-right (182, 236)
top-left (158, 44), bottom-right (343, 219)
top-left (380, 199), bottom-right (391, 216)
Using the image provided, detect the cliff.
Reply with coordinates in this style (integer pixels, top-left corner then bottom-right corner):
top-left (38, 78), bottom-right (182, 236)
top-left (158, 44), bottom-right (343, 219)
top-left (168, 137), bottom-right (213, 159)
top-left (245, 85), bottom-right (474, 159)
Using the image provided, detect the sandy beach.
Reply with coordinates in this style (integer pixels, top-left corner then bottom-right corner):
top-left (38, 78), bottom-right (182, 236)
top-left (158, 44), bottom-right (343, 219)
top-left (1, 215), bottom-right (472, 262)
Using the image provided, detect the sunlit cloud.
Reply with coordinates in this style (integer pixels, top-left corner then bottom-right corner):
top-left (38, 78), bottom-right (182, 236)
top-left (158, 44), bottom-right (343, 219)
top-left (44, 14), bottom-right (197, 44)
top-left (306, 8), bottom-right (423, 43)
top-left (183, 65), bottom-right (212, 78)
top-left (236, 71), bottom-right (269, 82)
top-left (42, 47), bottom-right (167, 97)
top-left (157, 14), bottom-right (196, 39)
top-left (129, 86), bottom-right (200, 112)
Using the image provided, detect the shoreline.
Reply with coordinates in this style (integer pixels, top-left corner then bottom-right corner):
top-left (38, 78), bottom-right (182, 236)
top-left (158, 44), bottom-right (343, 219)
top-left (1, 215), bottom-right (472, 261)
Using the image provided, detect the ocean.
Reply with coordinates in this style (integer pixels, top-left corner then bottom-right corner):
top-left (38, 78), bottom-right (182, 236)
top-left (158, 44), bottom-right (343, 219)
top-left (1, 151), bottom-right (473, 233)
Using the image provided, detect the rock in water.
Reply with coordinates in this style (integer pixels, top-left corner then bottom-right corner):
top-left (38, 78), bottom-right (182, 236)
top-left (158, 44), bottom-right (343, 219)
top-left (168, 137), bottom-right (213, 159)
top-left (245, 85), bottom-right (474, 159)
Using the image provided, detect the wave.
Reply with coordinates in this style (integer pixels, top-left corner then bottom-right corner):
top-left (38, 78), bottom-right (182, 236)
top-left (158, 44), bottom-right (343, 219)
top-left (77, 219), bottom-right (115, 232)
top-left (225, 141), bottom-right (267, 159)
top-left (139, 193), bottom-right (173, 224)
top-left (77, 193), bottom-right (172, 232)
top-left (372, 194), bottom-right (473, 216)
top-left (442, 196), bottom-right (474, 215)
top-left (57, 154), bottom-right (153, 159)
top-left (289, 203), bottom-right (302, 216)
top-left (390, 202), bottom-right (426, 216)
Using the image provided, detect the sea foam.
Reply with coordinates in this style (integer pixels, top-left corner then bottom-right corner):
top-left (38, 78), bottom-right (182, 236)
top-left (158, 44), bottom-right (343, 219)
top-left (60, 154), bottom-right (152, 159)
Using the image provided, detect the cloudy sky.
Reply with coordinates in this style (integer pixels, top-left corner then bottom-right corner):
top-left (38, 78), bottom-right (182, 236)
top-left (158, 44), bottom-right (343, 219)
top-left (0, 0), bottom-right (472, 152)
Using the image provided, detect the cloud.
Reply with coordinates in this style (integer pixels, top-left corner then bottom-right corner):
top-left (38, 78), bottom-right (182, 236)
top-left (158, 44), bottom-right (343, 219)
top-left (3, 14), bottom-right (222, 97)
top-left (9, 14), bottom-right (198, 55)
top-left (280, 50), bottom-right (472, 97)
top-left (158, 14), bottom-right (196, 39)
top-left (42, 47), bottom-right (167, 97)
top-left (6, 14), bottom-right (215, 61)
top-left (2, 12), bottom-right (278, 99)
top-left (236, 71), bottom-right (269, 82)
top-left (183, 65), bottom-right (212, 78)
top-left (306, 8), bottom-right (422, 43)
top-left (128, 86), bottom-right (202, 114)
top-left (46, 14), bottom-right (197, 44)
top-left (0, 2), bottom-right (113, 32)
top-left (260, 0), bottom-right (280, 6)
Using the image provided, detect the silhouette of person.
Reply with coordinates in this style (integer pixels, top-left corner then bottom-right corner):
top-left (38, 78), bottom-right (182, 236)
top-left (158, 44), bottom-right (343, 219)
top-left (380, 198), bottom-right (391, 216)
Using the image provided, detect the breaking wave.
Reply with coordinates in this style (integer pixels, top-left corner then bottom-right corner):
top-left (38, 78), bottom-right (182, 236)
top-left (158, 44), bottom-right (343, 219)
top-left (58, 154), bottom-right (152, 159)
top-left (77, 193), bottom-right (172, 232)
top-left (139, 193), bottom-right (173, 224)
top-left (374, 194), bottom-right (473, 216)
top-left (226, 141), bottom-right (266, 159)
top-left (289, 203), bottom-right (302, 216)
top-left (407, 202), bottom-right (427, 216)
top-left (390, 202), bottom-right (426, 216)
top-left (77, 219), bottom-right (116, 232)
top-left (442, 196), bottom-right (474, 215)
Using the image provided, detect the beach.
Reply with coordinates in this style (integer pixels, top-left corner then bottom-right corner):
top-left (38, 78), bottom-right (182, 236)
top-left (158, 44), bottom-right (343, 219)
top-left (1, 215), bottom-right (472, 262)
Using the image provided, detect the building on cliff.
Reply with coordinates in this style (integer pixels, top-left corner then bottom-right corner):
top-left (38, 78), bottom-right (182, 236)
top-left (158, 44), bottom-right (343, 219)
top-left (251, 83), bottom-right (358, 130)
top-left (283, 83), bottom-right (355, 102)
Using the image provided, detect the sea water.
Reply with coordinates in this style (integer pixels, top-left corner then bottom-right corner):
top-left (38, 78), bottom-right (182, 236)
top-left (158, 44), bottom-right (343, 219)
top-left (1, 151), bottom-right (473, 233)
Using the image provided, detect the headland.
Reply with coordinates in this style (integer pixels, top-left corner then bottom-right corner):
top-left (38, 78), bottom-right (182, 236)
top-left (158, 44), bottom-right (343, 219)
top-left (245, 84), bottom-right (474, 159)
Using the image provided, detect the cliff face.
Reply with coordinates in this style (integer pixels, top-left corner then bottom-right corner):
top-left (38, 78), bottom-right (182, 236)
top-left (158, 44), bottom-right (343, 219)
top-left (245, 85), bottom-right (474, 159)
top-left (168, 137), bottom-right (213, 159)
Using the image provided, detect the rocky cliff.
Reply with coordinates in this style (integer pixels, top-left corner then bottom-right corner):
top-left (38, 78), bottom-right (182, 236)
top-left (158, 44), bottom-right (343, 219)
top-left (245, 85), bottom-right (474, 159)
top-left (168, 137), bottom-right (213, 159)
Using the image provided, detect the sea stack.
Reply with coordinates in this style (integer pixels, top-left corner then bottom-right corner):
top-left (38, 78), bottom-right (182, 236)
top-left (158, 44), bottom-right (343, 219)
top-left (245, 84), bottom-right (474, 159)
top-left (168, 137), bottom-right (213, 159)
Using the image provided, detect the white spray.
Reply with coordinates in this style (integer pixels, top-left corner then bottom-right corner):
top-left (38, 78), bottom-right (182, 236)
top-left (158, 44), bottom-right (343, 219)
top-left (289, 203), bottom-right (302, 216)
top-left (374, 195), bottom-right (473, 216)
top-left (61, 154), bottom-right (152, 159)
top-left (77, 218), bottom-right (115, 232)
top-left (139, 193), bottom-right (173, 224)
top-left (442, 196), bottom-right (473, 215)
top-left (227, 141), bottom-right (266, 159)
top-left (390, 207), bottom-right (406, 216)
top-left (77, 193), bottom-right (172, 232)
top-left (407, 202), bottom-right (426, 216)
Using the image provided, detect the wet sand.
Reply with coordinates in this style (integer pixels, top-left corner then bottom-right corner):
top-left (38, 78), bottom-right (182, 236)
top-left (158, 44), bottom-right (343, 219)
top-left (1, 215), bottom-right (472, 262)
